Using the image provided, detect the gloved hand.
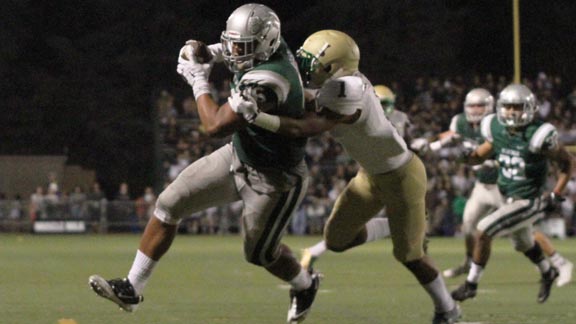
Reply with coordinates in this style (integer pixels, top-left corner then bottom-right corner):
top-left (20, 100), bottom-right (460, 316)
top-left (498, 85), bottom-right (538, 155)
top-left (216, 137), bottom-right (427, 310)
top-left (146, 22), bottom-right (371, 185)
top-left (410, 138), bottom-right (429, 154)
top-left (228, 91), bottom-right (259, 123)
top-left (541, 192), bottom-right (565, 213)
top-left (177, 43), bottom-right (211, 100)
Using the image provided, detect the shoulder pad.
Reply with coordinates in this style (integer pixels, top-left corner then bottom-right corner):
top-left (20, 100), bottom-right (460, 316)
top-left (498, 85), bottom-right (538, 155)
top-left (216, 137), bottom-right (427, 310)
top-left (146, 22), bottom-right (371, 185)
top-left (239, 70), bottom-right (290, 103)
top-left (449, 115), bottom-right (459, 133)
top-left (480, 114), bottom-right (496, 142)
top-left (529, 122), bottom-right (558, 153)
top-left (317, 76), bottom-right (364, 115)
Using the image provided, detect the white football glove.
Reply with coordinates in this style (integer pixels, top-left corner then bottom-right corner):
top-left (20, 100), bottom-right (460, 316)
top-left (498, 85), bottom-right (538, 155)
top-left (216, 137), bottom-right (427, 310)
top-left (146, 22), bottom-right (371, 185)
top-left (177, 44), bottom-right (211, 100)
top-left (207, 43), bottom-right (224, 63)
top-left (410, 138), bottom-right (429, 153)
top-left (228, 91), bottom-right (259, 123)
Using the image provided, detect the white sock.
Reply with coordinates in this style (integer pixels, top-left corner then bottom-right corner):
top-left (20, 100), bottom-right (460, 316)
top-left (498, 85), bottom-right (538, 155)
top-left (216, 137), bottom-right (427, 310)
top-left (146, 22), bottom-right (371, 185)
top-left (549, 252), bottom-right (566, 268)
top-left (537, 259), bottom-right (551, 274)
top-left (365, 218), bottom-right (390, 242)
top-left (423, 274), bottom-right (455, 312)
top-left (307, 241), bottom-right (327, 257)
top-left (289, 267), bottom-right (312, 291)
top-left (127, 250), bottom-right (157, 295)
top-left (466, 262), bottom-right (484, 284)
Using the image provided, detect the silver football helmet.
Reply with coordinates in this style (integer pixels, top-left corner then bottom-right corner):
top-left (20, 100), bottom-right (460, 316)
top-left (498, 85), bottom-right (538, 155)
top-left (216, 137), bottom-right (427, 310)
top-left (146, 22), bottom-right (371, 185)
top-left (464, 88), bottom-right (494, 123)
top-left (496, 84), bottom-right (538, 127)
top-left (221, 3), bottom-right (281, 72)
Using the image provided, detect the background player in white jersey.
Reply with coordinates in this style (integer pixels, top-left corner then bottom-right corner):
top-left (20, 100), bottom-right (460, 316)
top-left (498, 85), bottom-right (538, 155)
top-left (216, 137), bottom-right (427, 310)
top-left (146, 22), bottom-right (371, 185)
top-left (233, 29), bottom-right (460, 324)
top-left (88, 4), bottom-right (321, 323)
top-left (451, 84), bottom-right (573, 304)
top-left (411, 89), bottom-right (572, 286)
top-left (375, 84), bottom-right (413, 140)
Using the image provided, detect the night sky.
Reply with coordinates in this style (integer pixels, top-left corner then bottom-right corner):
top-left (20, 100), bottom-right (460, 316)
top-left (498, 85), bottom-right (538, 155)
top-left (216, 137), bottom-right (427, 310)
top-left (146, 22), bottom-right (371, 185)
top-left (1, 0), bottom-right (575, 196)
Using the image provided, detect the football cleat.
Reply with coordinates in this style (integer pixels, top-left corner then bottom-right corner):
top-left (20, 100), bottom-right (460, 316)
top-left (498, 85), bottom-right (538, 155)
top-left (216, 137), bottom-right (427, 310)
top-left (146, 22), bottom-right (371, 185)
top-left (299, 249), bottom-right (318, 271)
top-left (538, 267), bottom-right (559, 303)
top-left (556, 260), bottom-right (573, 287)
top-left (442, 263), bottom-right (470, 279)
top-left (432, 304), bottom-right (462, 324)
top-left (287, 270), bottom-right (321, 323)
top-left (451, 281), bottom-right (477, 302)
top-left (88, 275), bottom-right (143, 312)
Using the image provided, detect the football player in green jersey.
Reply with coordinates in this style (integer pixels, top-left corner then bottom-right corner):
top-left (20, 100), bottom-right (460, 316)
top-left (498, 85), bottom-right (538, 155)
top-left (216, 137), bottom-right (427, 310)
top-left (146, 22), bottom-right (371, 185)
top-left (234, 29), bottom-right (460, 324)
top-left (411, 88), bottom-right (572, 285)
top-left (88, 4), bottom-right (320, 322)
top-left (451, 84), bottom-right (573, 304)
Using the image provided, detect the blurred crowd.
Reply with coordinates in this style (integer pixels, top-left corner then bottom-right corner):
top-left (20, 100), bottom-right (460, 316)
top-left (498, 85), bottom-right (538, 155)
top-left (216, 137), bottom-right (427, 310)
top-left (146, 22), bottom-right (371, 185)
top-left (155, 72), bottom-right (576, 237)
top-left (2, 72), bottom-right (576, 236)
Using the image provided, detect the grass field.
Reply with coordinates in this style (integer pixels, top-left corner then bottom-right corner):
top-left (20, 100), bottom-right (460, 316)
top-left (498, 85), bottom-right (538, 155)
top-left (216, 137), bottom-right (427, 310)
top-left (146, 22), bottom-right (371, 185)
top-left (1, 234), bottom-right (575, 324)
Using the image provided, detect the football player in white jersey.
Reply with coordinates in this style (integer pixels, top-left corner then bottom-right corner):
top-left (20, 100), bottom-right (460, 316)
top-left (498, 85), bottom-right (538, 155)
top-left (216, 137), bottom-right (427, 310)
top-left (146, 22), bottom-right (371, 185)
top-left (298, 85), bottom-right (409, 279)
top-left (233, 29), bottom-right (460, 324)
top-left (374, 84), bottom-right (412, 140)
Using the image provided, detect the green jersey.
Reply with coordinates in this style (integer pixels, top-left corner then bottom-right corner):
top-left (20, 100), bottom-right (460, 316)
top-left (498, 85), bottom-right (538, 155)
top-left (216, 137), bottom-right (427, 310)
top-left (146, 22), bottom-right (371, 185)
top-left (231, 39), bottom-right (306, 170)
top-left (449, 113), bottom-right (498, 184)
top-left (481, 114), bottom-right (558, 199)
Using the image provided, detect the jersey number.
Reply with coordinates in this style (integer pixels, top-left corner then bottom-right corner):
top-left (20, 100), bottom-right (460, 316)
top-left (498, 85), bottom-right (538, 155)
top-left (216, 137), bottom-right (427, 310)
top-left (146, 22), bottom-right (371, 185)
top-left (498, 154), bottom-right (526, 180)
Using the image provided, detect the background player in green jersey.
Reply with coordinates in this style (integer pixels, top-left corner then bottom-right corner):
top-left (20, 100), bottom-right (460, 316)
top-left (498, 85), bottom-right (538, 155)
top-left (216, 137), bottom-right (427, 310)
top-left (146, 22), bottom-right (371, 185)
top-left (451, 84), bottom-right (573, 304)
top-left (88, 4), bottom-right (320, 323)
top-left (411, 88), bottom-right (572, 286)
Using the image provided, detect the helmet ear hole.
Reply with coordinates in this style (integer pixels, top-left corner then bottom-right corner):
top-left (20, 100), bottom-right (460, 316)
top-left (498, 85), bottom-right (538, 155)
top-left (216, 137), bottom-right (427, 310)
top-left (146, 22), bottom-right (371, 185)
top-left (324, 64), bottom-right (332, 73)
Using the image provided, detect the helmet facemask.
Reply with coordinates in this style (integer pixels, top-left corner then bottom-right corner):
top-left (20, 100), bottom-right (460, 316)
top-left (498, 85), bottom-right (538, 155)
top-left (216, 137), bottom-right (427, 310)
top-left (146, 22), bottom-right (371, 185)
top-left (221, 32), bottom-right (257, 72)
top-left (496, 84), bottom-right (537, 128)
top-left (296, 46), bottom-right (332, 88)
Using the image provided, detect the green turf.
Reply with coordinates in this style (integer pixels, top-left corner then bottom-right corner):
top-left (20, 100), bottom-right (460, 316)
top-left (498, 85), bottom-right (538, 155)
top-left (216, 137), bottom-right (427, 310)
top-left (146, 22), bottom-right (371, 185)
top-left (1, 234), bottom-right (575, 324)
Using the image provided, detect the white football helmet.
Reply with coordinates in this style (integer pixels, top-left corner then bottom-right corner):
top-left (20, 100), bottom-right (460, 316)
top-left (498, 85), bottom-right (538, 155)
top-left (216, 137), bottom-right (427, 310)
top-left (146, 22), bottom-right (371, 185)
top-left (221, 3), bottom-right (281, 72)
top-left (374, 85), bottom-right (396, 116)
top-left (464, 88), bottom-right (494, 123)
top-left (296, 30), bottom-right (360, 88)
top-left (496, 84), bottom-right (538, 127)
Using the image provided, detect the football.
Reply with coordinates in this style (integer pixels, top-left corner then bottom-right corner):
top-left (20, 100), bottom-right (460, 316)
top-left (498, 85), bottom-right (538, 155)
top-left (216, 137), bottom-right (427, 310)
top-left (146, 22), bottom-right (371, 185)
top-left (180, 40), bottom-right (213, 63)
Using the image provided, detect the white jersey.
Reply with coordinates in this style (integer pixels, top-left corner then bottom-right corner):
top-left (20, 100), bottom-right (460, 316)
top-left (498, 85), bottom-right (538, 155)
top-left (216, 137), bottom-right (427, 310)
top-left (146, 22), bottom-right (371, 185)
top-left (386, 109), bottom-right (411, 138)
top-left (316, 73), bottom-right (412, 174)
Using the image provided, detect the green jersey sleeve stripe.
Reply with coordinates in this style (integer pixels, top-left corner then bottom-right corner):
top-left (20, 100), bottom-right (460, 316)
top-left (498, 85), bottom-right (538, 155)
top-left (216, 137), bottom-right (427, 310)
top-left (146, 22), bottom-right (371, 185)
top-left (529, 122), bottom-right (556, 153)
top-left (449, 115), bottom-right (459, 133)
top-left (481, 114), bottom-right (495, 142)
top-left (242, 70), bottom-right (290, 103)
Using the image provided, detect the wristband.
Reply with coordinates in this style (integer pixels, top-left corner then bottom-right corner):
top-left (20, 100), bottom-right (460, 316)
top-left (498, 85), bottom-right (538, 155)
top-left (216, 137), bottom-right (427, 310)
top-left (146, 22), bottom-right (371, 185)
top-left (192, 78), bottom-right (211, 101)
top-left (429, 140), bottom-right (442, 151)
top-left (252, 112), bottom-right (280, 132)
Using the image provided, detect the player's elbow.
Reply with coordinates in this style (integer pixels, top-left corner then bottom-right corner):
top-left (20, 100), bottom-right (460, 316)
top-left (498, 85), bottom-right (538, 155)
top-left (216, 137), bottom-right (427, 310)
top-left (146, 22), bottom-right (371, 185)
top-left (204, 123), bottom-right (232, 138)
